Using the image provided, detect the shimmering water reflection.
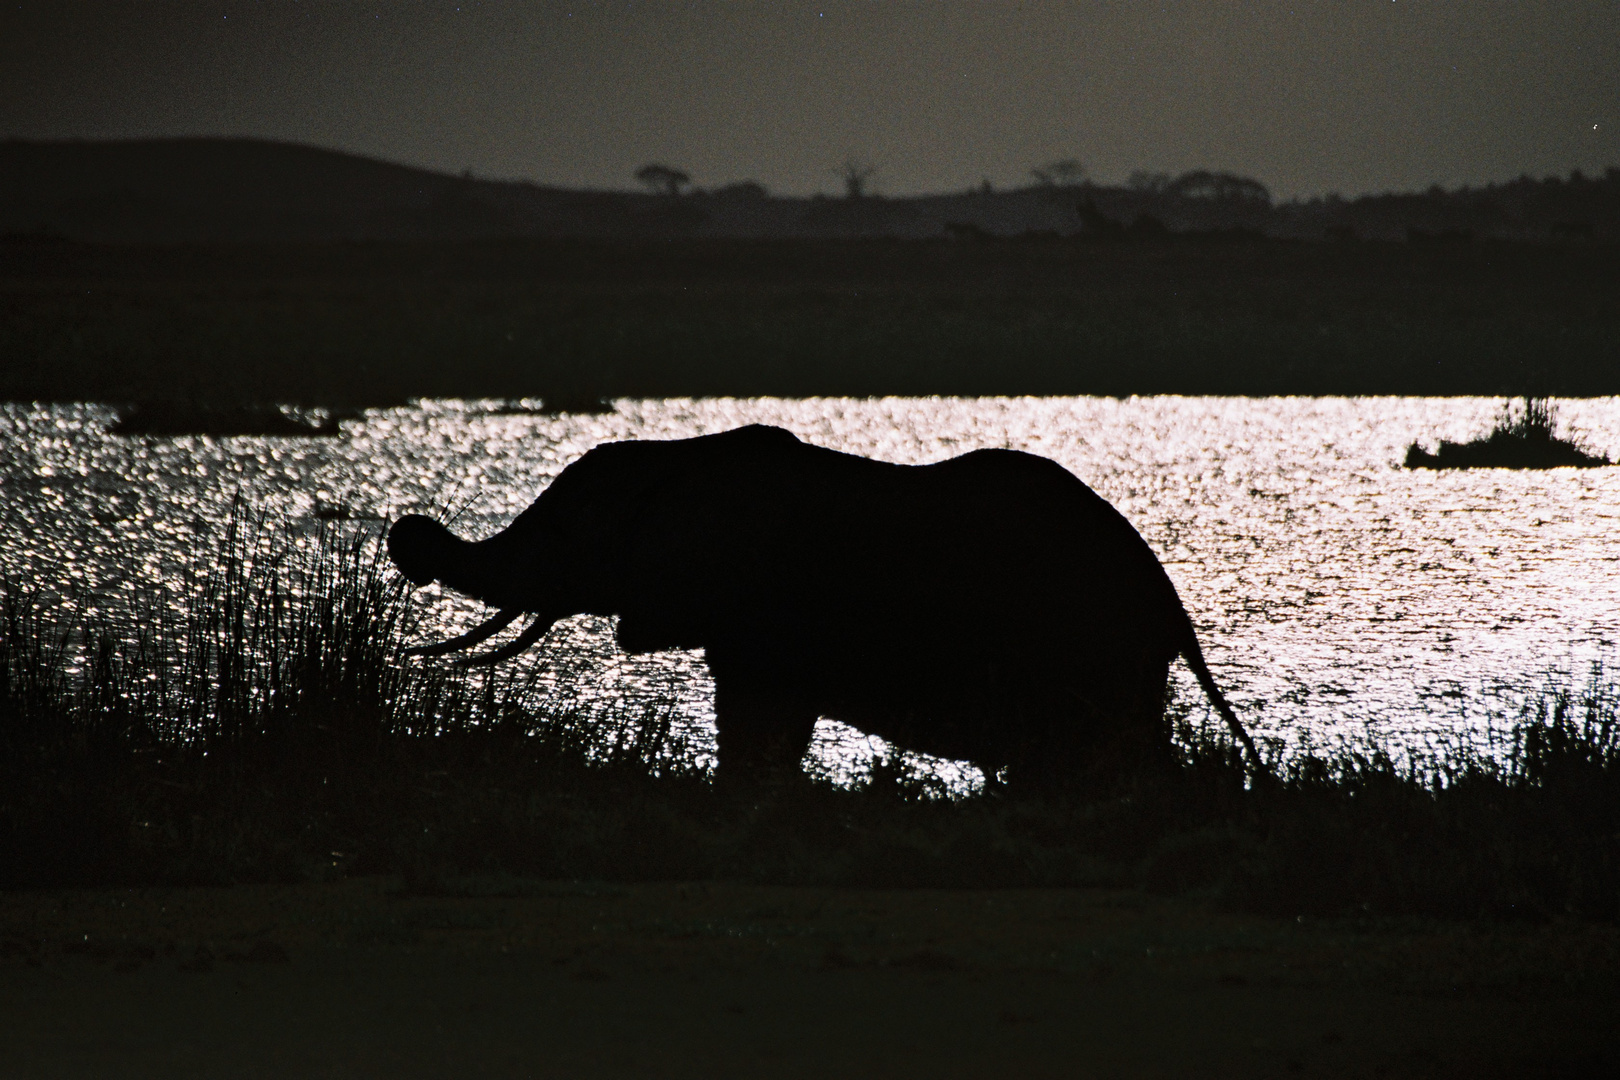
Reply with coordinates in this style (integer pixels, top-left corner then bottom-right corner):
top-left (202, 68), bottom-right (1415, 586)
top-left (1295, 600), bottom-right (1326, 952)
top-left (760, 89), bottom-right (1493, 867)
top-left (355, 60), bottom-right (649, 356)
top-left (3, 397), bottom-right (1618, 785)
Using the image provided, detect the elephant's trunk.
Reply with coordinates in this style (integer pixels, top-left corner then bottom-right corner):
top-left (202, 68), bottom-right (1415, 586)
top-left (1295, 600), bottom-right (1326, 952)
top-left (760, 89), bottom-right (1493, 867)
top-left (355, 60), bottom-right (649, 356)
top-left (387, 514), bottom-right (517, 607)
top-left (388, 514), bottom-right (560, 663)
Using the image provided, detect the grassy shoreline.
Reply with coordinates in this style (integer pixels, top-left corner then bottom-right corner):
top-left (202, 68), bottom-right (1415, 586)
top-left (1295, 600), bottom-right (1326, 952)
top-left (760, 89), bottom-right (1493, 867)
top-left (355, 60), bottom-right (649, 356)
top-left (2, 516), bottom-right (1617, 923)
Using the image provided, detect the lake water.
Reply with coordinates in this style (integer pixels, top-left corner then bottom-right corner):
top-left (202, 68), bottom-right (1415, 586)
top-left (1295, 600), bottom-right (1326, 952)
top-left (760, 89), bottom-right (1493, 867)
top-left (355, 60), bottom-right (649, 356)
top-left (3, 396), bottom-right (1618, 785)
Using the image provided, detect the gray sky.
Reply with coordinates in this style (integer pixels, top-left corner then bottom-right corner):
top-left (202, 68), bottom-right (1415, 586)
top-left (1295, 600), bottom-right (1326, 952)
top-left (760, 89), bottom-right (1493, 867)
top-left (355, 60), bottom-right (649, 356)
top-left (3, 1), bottom-right (1616, 198)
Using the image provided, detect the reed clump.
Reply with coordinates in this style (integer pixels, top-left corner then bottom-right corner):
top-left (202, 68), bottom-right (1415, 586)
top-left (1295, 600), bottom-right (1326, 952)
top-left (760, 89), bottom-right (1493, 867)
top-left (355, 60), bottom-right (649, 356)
top-left (1405, 396), bottom-right (1611, 469)
top-left (2, 519), bottom-right (1617, 922)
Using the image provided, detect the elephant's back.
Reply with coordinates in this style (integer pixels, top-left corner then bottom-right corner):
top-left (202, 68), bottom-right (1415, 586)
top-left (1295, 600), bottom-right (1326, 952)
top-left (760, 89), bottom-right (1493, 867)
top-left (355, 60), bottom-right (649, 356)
top-left (906, 448), bottom-right (1175, 592)
top-left (745, 442), bottom-right (1188, 654)
top-left (691, 440), bottom-right (1184, 617)
top-left (618, 430), bottom-right (1190, 665)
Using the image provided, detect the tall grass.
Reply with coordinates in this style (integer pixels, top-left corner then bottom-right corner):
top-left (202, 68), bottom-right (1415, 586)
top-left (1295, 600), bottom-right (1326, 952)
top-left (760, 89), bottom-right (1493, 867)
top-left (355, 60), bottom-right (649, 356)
top-left (2, 514), bottom-right (1618, 921)
top-left (0, 506), bottom-right (701, 886)
top-left (1495, 395), bottom-right (1562, 443)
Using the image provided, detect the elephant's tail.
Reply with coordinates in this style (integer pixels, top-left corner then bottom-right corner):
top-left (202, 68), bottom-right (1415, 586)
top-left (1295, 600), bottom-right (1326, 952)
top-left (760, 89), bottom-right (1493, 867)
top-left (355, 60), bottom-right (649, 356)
top-left (1181, 634), bottom-right (1271, 783)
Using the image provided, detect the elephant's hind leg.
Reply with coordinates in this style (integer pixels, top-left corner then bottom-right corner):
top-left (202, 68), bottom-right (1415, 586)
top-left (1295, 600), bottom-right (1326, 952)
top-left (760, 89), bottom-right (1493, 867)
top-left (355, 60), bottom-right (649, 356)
top-left (712, 678), bottom-right (819, 783)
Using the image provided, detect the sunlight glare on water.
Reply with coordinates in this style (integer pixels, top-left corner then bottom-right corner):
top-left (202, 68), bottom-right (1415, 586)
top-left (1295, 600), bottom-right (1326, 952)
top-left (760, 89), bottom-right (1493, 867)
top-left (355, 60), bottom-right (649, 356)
top-left (3, 396), bottom-right (1618, 784)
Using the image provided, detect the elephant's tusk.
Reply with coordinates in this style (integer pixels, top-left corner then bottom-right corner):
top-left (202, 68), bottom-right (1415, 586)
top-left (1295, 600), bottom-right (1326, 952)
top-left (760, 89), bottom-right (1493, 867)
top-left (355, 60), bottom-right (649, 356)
top-left (456, 616), bottom-right (555, 666)
top-left (403, 608), bottom-right (521, 656)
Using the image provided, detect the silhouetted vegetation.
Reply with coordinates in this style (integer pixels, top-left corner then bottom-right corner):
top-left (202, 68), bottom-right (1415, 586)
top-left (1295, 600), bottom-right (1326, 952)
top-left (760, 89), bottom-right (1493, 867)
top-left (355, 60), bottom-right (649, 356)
top-left (7, 139), bottom-right (1617, 242)
top-left (633, 163), bottom-right (692, 198)
top-left (840, 160), bottom-right (878, 200)
top-left (109, 401), bottom-right (347, 437)
top-left (1406, 397), bottom-right (1612, 469)
top-left (1029, 159), bottom-right (1086, 188)
top-left (3, 516), bottom-right (1617, 922)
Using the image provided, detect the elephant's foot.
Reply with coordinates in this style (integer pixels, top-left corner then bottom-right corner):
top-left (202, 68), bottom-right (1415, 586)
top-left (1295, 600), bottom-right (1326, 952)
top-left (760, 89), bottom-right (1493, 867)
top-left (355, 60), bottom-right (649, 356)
top-left (711, 679), bottom-right (819, 787)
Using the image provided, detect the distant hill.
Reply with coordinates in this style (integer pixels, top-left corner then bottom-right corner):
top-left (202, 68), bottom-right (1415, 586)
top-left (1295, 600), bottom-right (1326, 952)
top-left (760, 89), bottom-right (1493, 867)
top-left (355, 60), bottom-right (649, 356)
top-left (0, 138), bottom-right (626, 243)
top-left (3, 138), bottom-right (1618, 244)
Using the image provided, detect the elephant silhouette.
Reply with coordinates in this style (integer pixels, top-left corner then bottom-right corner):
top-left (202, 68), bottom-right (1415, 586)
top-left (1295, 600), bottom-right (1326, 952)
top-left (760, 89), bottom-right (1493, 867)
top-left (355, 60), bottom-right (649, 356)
top-left (388, 424), bottom-right (1261, 786)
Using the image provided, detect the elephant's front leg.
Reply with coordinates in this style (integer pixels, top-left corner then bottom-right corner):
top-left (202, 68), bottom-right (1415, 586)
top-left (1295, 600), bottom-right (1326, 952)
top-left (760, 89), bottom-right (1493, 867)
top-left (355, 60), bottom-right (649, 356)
top-left (711, 677), bottom-right (819, 783)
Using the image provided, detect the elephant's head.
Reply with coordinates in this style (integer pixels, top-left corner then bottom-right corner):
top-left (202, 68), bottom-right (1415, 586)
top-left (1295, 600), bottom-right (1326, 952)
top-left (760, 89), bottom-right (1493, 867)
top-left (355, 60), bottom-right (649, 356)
top-left (386, 430), bottom-right (794, 666)
top-left (387, 514), bottom-right (467, 589)
top-left (386, 439), bottom-right (675, 663)
top-left (386, 512), bottom-right (572, 664)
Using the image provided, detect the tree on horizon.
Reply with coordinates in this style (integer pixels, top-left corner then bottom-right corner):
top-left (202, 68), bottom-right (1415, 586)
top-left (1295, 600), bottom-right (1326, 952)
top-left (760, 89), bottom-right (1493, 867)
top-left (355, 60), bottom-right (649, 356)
top-left (634, 163), bottom-right (692, 197)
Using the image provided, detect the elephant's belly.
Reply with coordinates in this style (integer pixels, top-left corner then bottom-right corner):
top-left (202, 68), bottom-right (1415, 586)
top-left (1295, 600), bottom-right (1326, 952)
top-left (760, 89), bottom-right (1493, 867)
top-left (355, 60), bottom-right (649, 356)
top-left (821, 652), bottom-right (1176, 770)
top-left (709, 617), bottom-right (1179, 766)
top-left (821, 682), bottom-right (1076, 767)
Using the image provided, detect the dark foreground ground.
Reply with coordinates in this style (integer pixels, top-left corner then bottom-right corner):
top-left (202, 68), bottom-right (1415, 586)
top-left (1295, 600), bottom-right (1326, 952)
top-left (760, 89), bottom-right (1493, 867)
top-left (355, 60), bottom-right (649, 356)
top-left (5, 236), bottom-right (1620, 405)
top-left (3, 877), bottom-right (1616, 1079)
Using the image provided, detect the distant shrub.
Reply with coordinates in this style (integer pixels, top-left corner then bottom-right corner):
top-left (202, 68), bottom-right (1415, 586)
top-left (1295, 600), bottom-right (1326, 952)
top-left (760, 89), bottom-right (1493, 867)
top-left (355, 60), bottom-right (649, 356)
top-left (1406, 397), bottom-right (1611, 469)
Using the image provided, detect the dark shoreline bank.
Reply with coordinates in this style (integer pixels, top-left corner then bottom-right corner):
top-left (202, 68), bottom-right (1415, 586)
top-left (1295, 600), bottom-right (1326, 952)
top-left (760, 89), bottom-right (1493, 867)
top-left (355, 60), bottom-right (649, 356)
top-left (4, 876), bottom-right (1615, 1078)
top-left (5, 236), bottom-right (1619, 407)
